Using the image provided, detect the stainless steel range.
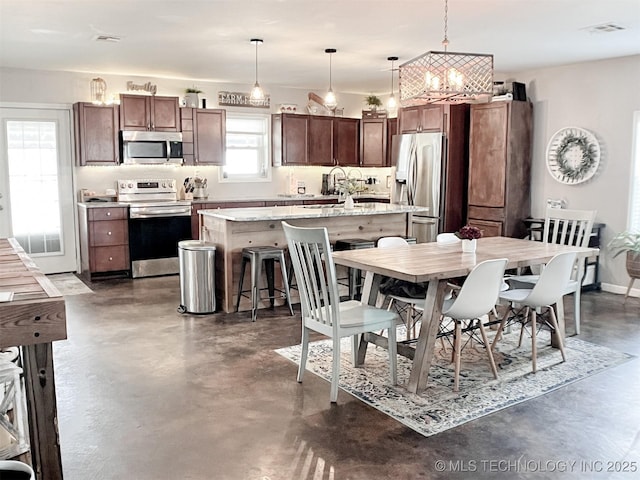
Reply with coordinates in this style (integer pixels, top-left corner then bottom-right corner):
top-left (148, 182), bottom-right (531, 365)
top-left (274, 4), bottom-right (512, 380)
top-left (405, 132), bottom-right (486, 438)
top-left (118, 178), bottom-right (192, 278)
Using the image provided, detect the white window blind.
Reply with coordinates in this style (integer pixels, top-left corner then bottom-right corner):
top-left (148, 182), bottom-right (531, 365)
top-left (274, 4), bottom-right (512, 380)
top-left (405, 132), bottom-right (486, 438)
top-left (221, 113), bottom-right (270, 182)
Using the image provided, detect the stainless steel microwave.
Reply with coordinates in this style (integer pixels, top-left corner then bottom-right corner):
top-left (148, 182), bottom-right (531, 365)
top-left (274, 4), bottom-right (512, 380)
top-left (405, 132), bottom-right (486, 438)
top-left (120, 131), bottom-right (183, 165)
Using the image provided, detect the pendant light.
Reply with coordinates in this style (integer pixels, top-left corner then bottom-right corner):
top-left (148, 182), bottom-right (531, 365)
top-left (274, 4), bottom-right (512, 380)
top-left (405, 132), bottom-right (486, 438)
top-left (324, 48), bottom-right (338, 111)
top-left (387, 56), bottom-right (398, 111)
top-left (399, 0), bottom-right (493, 104)
top-left (249, 38), bottom-right (265, 106)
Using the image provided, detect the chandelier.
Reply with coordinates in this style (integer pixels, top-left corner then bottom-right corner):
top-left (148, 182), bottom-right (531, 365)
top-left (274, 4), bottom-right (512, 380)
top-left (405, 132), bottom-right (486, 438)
top-left (399, 0), bottom-right (493, 105)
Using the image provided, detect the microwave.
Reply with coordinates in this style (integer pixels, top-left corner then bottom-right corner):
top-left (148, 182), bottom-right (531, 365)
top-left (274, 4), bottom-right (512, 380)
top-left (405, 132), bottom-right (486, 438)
top-left (120, 131), bottom-right (183, 165)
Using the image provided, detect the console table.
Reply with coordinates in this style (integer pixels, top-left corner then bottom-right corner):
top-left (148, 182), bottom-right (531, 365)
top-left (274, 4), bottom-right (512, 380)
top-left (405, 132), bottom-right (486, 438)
top-left (0, 238), bottom-right (66, 480)
top-left (522, 217), bottom-right (605, 290)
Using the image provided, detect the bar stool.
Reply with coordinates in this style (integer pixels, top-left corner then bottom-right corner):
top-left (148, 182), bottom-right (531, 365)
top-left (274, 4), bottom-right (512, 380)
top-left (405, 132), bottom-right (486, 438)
top-left (235, 246), bottom-right (294, 322)
top-left (334, 239), bottom-right (375, 300)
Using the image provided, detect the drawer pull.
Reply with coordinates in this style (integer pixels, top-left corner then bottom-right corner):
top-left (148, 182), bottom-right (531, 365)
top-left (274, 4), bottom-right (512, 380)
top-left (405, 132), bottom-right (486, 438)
top-left (106, 212), bottom-right (111, 216)
top-left (108, 231), bottom-right (112, 235)
top-left (109, 257), bottom-right (113, 261)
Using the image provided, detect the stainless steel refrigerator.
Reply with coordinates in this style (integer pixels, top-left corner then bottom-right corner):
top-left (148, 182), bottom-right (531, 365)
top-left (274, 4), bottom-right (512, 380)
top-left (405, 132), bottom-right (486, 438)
top-left (391, 132), bottom-right (444, 243)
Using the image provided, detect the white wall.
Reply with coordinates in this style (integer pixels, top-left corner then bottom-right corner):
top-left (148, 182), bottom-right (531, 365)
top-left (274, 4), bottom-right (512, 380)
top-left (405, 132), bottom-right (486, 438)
top-left (506, 54), bottom-right (640, 292)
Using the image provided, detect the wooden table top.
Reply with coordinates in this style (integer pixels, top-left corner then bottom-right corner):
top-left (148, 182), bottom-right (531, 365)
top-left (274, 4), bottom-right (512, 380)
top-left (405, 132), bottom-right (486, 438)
top-left (0, 238), bottom-right (67, 348)
top-left (331, 236), bottom-right (600, 283)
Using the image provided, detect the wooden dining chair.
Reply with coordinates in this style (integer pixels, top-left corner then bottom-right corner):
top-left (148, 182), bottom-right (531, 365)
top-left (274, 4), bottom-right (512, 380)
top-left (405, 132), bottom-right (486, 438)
top-left (508, 207), bottom-right (596, 334)
top-left (492, 252), bottom-right (577, 373)
top-left (282, 222), bottom-right (399, 403)
top-left (440, 258), bottom-right (509, 392)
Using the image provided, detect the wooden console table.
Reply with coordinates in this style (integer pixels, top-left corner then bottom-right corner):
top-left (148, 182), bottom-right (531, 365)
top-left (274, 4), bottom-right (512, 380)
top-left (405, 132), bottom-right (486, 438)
top-left (0, 238), bottom-right (67, 480)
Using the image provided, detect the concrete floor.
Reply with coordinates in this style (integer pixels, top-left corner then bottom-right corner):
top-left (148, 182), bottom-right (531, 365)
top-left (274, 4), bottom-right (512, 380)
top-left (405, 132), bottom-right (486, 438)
top-left (54, 276), bottom-right (640, 479)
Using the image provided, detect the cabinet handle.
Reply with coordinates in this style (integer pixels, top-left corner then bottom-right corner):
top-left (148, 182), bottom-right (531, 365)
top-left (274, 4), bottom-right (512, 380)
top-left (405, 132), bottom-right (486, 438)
top-left (106, 212), bottom-right (111, 216)
top-left (107, 231), bottom-right (112, 236)
top-left (108, 257), bottom-right (113, 261)
top-left (151, 123), bottom-right (155, 130)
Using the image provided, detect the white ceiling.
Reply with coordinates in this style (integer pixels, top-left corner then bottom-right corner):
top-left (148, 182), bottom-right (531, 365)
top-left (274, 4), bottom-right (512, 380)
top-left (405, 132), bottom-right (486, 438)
top-left (1, 0), bottom-right (639, 95)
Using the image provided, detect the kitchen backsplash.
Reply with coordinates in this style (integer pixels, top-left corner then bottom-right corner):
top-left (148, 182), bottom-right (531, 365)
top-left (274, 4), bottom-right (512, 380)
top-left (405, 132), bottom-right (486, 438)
top-left (76, 165), bottom-right (392, 200)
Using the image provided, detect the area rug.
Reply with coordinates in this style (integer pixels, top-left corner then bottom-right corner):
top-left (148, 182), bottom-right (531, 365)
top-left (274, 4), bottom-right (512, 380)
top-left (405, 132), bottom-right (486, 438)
top-left (275, 329), bottom-right (634, 437)
top-left (47, 273), bottom-right (93, 296)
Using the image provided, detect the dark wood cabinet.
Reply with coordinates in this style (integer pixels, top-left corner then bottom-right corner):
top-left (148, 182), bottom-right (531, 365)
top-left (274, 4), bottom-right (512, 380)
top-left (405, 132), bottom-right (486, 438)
top-left (119, 94), bottom-right (181, 131)
top-left (386, 118), bottom-right (397, 166)
top-left (181, 108), bottom-right (226, 165)
top-left (334, 117), bottom-right (359, 166)
top-left (308, 116), bottom-right (333, 165)
top-left (272, 113), bottom-right (359, 166)
top-left (360, 118), bottom-right (389, 167)
top-left (73, 103), bottom-right (120, 166)
top-left (467, 101), bottom-right (533, 238)
top-left (78, 205), bottom-right (130, 279)
top-left (398, 104), bottom-right (444, 133)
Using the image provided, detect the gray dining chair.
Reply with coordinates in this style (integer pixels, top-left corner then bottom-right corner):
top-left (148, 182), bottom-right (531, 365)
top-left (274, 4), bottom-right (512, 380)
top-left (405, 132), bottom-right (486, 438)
top-left (493, 251), bottom-right (578, 373)
top-left (282, 221), bottom-right (399, 403)
top-left (507, 207), bottom-right (596, 335)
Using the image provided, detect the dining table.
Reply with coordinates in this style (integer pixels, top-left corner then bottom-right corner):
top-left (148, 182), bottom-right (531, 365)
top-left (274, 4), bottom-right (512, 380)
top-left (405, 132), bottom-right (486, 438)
top-left (331, 236), bottom-right (599, 394)
top-left (0, 238), bottom-right (67, 479)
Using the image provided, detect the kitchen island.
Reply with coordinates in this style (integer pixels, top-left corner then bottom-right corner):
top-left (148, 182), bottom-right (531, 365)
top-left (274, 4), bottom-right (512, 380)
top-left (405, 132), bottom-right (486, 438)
top-left (199, 203), bottom-right (428, 313)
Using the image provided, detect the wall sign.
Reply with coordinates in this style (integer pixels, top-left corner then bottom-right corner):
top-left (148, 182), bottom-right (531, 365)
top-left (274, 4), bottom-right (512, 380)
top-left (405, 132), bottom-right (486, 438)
top-left (218, 91), bottom-right (270, 108)
top-left (546, 127), bottom-right (601, 185)
top-left (126, 81), bottom-right (157, 95)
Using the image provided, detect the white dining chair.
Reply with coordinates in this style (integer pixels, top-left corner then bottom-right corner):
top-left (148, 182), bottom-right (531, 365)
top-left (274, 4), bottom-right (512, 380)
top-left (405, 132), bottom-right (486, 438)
top-left (282, 222), bottom-right (399, 403)
top-left (507, 207), bottom-right (596, 335)
top-left (0, 460), bottom-right (35, 479)
top-left (440, 258), bottom-right (509, 392)
top-left (492, 251), bottom-right (578, 373)
top-left (377, 236), bottom-right (424, 340)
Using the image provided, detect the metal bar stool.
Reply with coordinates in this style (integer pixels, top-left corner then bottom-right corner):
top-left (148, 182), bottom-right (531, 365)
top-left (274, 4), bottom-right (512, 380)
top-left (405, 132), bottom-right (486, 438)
top-left (235, 246), bottom-right (294, 322)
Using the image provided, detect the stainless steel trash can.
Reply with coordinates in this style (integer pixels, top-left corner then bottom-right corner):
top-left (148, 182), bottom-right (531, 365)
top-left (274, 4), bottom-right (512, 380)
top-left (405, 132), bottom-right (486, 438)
top-left (178, 240), bottom-right (216, 314)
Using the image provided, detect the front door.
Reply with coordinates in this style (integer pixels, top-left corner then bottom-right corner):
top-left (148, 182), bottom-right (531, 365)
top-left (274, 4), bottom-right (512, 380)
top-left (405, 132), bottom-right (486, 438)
top-left (0, 105), bottom-right (77, 273)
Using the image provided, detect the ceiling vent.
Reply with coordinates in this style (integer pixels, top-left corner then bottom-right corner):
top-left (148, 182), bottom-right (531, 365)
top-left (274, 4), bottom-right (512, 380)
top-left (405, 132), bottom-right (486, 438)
top-left (94, 34), bottom-right (121, 43)
top-left (584, 23), bottom-right (625, 34)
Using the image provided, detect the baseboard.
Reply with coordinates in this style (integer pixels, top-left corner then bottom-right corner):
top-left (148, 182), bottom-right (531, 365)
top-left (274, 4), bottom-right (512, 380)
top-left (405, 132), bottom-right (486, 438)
top-left (601, 282), bottom-right (640, 298)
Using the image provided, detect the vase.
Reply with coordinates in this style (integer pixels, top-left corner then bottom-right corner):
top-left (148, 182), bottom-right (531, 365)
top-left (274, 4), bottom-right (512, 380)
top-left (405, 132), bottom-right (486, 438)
top-left (184, 93), bottom-right (199, 108)
top-left (344, 194), bottom-right (355, 210)
top-left (461, 239), bottom-right (477, 253)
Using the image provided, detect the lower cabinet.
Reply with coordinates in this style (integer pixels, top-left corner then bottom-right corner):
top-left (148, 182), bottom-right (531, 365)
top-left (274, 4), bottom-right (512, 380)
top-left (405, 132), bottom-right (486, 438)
top-left (78, 205), bottom-right (130, 279)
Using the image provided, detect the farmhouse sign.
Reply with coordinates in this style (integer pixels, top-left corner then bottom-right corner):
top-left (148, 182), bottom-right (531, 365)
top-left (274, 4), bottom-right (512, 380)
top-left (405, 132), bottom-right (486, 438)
top-left (218, 91), bottom-right (271, 108)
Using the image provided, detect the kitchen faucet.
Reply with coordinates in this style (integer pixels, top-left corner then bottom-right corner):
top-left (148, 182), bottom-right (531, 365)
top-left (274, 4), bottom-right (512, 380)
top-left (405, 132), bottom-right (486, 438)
top-left (328, 166), bottom-right (347, 201)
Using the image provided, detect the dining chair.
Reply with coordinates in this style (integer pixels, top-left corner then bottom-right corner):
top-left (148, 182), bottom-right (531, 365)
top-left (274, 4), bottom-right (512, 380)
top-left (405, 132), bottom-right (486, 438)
top-left (282, 222), bottom-right (399, 403)
top-left (492, 251), bottom-right (578, 373)
top-left (440, 258), bottom-right (509, 392)
top-left (377, 236), bottom-right (424, 340)
top-left (507, 207), bottom-right (596, 335)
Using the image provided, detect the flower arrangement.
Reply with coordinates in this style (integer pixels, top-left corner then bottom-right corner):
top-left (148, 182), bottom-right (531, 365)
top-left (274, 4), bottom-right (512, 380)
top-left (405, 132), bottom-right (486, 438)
top-left (455, 225), bottom-right (483, 240)
top-left (608, 231), bottom-right (640, 258)
top-left (185, 87), bottom-right (203, 94)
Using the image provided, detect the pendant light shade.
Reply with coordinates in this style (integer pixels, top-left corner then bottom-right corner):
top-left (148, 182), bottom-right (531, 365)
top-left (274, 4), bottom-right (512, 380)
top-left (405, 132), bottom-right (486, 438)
top-left (324, 48), bottom-right (338, 111)
top-left (399, 0), bottom-right (493, 105)
top-left (249, 38), bottom-right (265, 105)
top-left (387, 56), bottom-right (398, 112)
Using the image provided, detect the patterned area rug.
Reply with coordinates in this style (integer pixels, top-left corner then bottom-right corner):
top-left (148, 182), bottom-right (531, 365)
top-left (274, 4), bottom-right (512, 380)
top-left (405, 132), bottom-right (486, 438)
top-left (275, 329), bottom-right (633, 437)
top-left (48, 273), bottom-right (93, 296)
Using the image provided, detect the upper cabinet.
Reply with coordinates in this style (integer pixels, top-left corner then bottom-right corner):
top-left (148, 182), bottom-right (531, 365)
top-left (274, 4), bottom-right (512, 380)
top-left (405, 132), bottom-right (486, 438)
top-left (361, 118), bottom-right (401, 167)
top-left (73, 102), bottom-right (120, 166)
top-left (467, 101), bottom-right (533, 238)
top-left (119, 94), bottom-right (181, 131)
top-left (181, 108), bottom-right (226, 166)
top-left (398, 104), bottom-right (444, 133)
top-left (272, 113), bottom-right (359, 167)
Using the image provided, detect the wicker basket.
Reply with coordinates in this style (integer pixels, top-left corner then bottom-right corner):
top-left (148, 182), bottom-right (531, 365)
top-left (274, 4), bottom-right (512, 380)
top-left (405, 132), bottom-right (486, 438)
top-left (626, 251), bottom-right (640, 279)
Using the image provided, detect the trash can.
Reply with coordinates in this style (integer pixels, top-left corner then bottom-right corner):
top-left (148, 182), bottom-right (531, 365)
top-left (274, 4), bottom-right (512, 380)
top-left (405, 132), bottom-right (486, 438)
top-left (177, 240), bottom-right (216, 314)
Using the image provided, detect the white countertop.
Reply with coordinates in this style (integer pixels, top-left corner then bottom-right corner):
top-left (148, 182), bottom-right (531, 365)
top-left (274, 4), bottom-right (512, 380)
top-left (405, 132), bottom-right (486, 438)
top-left (198, 202), bottom-right (429, 221)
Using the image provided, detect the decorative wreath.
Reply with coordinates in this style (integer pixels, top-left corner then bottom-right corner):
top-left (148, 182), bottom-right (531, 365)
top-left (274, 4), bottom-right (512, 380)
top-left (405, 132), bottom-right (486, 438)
top-left (546, 127), bottom-right (600, 185)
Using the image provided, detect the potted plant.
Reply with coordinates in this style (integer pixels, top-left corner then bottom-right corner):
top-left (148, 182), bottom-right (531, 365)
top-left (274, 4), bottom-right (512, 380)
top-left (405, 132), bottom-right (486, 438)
top-left (365, 95), bottom-right (383, 111)
top-left (184, 87), bottom-right (203, 108)
top-left (608, 231), bottom-right (640, 299)
top-left (455, 225), bottom-right (483, 253)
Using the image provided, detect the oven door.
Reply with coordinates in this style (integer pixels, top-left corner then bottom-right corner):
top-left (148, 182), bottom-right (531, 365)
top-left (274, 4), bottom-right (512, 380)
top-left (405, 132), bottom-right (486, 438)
top-left (128, 215), bottom-right (192, 278)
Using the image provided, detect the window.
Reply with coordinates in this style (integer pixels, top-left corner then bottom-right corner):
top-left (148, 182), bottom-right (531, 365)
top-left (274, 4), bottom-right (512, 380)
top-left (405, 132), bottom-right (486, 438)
top-left (220, 113), bottom-right (270, 182)
top-left (630, 111), bottom-right (640, 232)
